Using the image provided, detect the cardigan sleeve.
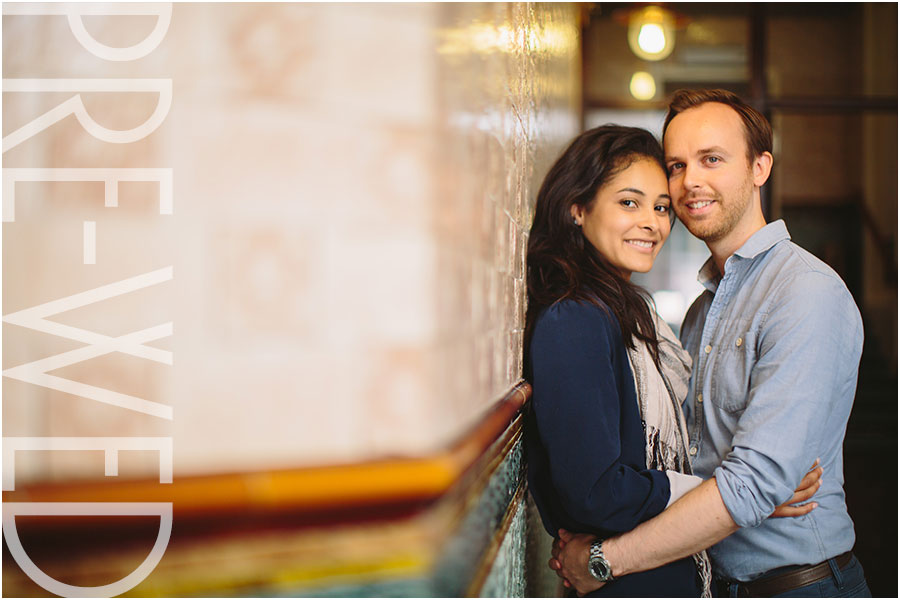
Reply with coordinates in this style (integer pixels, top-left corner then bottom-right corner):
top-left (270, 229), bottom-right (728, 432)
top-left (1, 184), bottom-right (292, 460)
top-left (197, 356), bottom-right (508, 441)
top-left (530, 300), bottom-right (671, 533)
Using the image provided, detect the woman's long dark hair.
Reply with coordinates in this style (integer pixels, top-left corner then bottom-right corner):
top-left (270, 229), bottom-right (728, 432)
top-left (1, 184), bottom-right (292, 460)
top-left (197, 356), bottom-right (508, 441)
top-left (524, 125), bottom-right (668, 375)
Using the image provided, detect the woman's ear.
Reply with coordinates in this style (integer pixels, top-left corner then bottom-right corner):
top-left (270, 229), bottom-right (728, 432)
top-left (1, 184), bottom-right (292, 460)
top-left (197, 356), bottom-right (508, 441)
top-left (570, 204), bottom-right (583, 226)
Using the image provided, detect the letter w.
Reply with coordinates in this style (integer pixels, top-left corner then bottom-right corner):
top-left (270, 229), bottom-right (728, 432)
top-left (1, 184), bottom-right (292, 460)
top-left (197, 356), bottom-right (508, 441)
top-left (2, 268), bottom-right (174, 420)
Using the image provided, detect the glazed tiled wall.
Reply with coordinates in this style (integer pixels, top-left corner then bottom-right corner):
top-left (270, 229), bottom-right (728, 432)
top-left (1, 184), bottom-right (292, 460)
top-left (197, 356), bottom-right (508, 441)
top-left (429, 3), bottom-right (580, 455)
top-left (2, 3), bottom-right (580, 481)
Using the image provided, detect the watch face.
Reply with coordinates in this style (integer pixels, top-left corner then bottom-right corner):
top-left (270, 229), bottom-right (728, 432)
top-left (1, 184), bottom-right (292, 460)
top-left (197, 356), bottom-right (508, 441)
top-left (589, 557), bottom-right (612, 581)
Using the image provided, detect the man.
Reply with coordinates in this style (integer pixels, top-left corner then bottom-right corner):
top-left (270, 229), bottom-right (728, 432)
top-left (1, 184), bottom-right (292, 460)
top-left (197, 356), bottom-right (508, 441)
top-left (552, 89), bottom-right (870, 597)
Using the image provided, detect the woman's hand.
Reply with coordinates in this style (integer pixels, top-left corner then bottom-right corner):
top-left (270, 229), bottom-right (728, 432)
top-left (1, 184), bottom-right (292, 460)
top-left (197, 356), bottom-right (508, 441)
top-left (771, 459), bottom-right (822, 517)
top-left (549, 529), bottom-right (606, 596)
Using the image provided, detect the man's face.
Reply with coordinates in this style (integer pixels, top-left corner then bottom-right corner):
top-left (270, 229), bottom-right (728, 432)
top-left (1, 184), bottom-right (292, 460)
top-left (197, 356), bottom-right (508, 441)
top-left (663, 102), bottom-right (756, 243)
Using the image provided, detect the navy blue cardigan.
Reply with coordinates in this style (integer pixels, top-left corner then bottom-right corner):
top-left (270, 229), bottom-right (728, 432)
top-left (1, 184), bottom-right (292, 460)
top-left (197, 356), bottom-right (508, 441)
top-left (526, 299), bottom-right (700, 597)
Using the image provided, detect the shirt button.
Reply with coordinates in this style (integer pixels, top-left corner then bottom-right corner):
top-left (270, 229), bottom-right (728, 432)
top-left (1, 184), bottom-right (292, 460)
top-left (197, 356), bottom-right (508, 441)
top-left (689, 447), bottom-right (698, 456)
top-left (704, 345), bottom-right (712, 354)
top-left (736, 337), bottom-right (743, 347)
top-left (697, 393), bottom-right (703, 403)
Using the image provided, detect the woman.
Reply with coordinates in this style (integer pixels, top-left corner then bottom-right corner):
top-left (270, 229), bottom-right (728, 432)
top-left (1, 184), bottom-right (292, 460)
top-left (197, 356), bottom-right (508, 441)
top-left (524, 125), bottom-right (707, 597)
top-left (523, 126), bottom-right (818, 597)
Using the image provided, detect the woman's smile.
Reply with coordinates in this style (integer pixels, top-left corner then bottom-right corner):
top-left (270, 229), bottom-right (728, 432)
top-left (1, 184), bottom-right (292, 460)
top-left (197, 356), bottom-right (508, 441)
top-left (624, 239), bottom-right (657, 251)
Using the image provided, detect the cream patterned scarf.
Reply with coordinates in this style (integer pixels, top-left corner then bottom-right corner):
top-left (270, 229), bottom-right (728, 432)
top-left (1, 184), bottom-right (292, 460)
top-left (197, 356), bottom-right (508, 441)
top-left (626, 312), bottom-right (712, 598)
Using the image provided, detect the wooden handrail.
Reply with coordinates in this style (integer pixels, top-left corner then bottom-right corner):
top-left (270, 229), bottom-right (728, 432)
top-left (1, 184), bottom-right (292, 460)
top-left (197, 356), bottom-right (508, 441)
top-left (2, 382), bottom-right (532, 519)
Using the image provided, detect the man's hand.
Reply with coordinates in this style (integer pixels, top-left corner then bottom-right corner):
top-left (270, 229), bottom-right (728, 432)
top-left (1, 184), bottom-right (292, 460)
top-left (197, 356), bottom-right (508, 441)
top-left (549, 529), bottom-right (605, 596)
top-left (771, 459), bottom-right (822, 518)
top-left (546, 462), bottom-right (821, 594)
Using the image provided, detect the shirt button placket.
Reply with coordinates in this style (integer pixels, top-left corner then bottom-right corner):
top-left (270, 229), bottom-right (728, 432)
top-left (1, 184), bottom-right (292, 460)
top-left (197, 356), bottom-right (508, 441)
top-left (696, 291), bottom-right (724, 462)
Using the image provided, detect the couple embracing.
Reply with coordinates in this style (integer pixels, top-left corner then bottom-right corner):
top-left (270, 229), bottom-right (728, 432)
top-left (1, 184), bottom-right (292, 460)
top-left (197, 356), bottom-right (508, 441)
top-left (525, 89), bottom-right (870, 598)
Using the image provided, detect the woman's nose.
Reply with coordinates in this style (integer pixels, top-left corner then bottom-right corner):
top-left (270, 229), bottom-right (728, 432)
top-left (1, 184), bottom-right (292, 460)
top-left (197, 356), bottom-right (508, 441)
top-left (638, 206), bottom-right (658, 230)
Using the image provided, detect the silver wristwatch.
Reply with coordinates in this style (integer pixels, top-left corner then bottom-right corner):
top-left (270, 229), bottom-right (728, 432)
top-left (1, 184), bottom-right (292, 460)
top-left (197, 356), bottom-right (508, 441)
top-left (588, 539), bottom-right (615, 582)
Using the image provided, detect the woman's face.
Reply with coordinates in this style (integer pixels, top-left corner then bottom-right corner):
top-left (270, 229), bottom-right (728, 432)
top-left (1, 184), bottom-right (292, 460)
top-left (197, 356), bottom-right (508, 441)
top-left (571, 157), bottom-right (671, 280)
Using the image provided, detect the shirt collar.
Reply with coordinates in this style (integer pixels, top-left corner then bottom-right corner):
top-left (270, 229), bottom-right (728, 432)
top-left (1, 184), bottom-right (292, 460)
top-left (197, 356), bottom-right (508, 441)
top-left (733, 219), bottom-right (791, 260)
top-left (696, 220), bottom-right (791, 293)
top-left (697, 256), bottom-right (720, 293)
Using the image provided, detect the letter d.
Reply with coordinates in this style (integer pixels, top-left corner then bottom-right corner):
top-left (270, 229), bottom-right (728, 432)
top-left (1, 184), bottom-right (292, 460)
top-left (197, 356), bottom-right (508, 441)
top-left (2, 502), bottom-right (172, 598)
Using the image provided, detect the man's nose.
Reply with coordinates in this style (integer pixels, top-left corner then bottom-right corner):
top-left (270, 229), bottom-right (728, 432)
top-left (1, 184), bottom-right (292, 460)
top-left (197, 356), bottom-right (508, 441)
top-left (682, 163), bottom-right (701, 191)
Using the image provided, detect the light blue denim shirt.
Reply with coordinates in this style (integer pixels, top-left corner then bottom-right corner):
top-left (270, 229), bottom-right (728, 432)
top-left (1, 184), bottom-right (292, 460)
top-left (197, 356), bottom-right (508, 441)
top-left (680, 220), bottom-right (863, 581)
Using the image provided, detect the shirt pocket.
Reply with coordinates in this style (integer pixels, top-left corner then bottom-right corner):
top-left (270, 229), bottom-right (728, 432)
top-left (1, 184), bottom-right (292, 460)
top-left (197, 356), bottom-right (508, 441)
top-left (710, 319), bottom-right (757, 413)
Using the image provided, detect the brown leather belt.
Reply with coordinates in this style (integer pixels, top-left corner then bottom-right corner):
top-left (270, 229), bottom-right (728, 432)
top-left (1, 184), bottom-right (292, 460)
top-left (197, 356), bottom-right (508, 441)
top-left (718, 551), bottom-right (854, 597)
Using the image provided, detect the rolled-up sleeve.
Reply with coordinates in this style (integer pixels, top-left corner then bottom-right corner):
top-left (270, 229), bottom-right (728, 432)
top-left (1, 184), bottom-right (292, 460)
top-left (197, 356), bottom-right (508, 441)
top-left (714, 271), bottom-right (863, 528)
top-left (531, 300), bottom-right (670, 533)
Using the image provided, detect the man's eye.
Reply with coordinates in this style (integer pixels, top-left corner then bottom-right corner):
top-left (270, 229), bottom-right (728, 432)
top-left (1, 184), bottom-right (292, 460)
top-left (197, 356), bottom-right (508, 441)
top-left (706, 156), bottom-right (720, 164)
top-left (667, 163), bottom-right (684, 175)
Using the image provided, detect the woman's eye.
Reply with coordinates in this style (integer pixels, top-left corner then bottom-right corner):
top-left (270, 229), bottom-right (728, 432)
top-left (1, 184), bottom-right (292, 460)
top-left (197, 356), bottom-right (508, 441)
top-left (620, 199), bottom-right (637, 208)
top-left (655, 204), bottom-right (670, 214)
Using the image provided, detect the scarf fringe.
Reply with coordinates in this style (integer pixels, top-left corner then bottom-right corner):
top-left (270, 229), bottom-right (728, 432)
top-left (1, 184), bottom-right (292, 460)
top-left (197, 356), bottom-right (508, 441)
top-left (628, 315), bottom-right (712, 598)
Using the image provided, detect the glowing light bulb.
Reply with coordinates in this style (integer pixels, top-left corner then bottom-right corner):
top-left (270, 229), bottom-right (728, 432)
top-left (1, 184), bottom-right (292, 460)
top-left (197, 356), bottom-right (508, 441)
top-left (629, 71), bottom-right (656, 101)
top-left (627, 6), bottom-right (676, 61)
top-left (638, 23), bottom-right (666, 54)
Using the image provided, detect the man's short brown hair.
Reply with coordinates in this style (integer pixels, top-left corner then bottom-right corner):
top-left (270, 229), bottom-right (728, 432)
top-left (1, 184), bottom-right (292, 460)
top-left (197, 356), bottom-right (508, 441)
top-left (662, 89), bottom-right (773, 163)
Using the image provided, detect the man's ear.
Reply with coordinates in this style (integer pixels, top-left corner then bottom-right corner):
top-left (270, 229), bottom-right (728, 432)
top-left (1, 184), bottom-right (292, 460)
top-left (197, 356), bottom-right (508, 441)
top-left (752, 151), bottom-right (774, 187)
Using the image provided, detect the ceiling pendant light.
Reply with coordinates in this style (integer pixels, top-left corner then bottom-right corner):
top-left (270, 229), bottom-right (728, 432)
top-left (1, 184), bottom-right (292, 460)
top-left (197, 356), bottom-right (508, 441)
top-left (627, 6), bottom-right (676, 61)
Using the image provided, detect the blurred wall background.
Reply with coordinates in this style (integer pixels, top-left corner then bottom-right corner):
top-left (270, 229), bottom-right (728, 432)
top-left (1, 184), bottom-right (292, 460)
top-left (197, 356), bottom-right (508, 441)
top-left (3, 2), bottom-right (579, 596)
top-left (3, 2), bottom-right (579, 480)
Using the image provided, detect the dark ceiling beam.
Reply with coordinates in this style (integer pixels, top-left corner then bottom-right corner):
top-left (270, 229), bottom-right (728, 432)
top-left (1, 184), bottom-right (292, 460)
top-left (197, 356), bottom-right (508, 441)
top-left (767, 97), bottom-right (899, 112)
